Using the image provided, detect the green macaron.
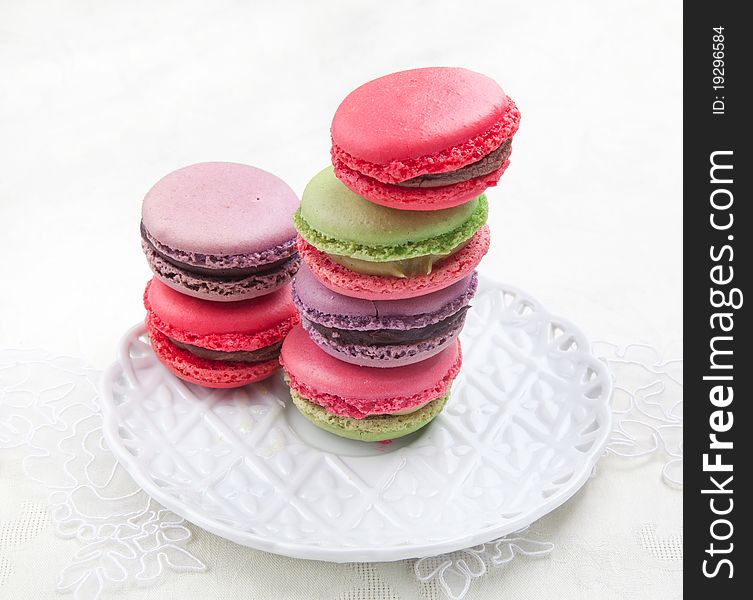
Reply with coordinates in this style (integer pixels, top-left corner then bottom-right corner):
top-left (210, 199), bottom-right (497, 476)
top-left (290, 389), bottom-right (450, 442)
top-left (293, 166), bottom-right (488, 277)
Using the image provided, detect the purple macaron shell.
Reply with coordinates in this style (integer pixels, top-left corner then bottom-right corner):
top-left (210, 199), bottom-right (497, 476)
top-left (142, 226), bottom-right (296, 271)
top-left (301, 315), bottom-right (464, 367)
top-left (292, 261), bottom-right (478, 331)
top-left (141, 162), bottom-right (299, 257)
top-left (143, 239), bottom-right (300, 302)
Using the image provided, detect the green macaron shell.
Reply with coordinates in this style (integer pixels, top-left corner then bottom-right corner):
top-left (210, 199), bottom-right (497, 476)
top-left (290, 389), bottom-right (450, 442)
top-left (294, 166), bottom-right (488, 262)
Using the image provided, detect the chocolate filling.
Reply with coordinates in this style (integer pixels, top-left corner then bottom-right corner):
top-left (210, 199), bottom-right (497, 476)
top-left (141, 223), bottom-right (291, 278)
top-left (170, 338), bottom-right (282, 362)
top-left (397, 139), bottom-right (512, 188)
top-left (307, 307), bottom-right (469, 346)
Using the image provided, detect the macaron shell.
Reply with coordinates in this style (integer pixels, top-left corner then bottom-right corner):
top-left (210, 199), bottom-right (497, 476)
top-left (296, 226), bottom-right (490, 300)
top-left (292, 261), bottom-right (478, 329)
top-left (298, 166), bottom-right (482, 248)
top-left (143, 239), bottom-right (300, 302)
top-left (144, 278), bottom-right (300, 352)
top-left (301, 314), bottom-right (463, 368)
top-left (294, 169), bottom-right (489, 259)
top-left (147, 318), bottom-right (281, 388)
top-left (142, 224), bottom-right (297, 271)
top-left (291, 390), bottom-right (449, 442)
top-left (333, 159), bottom-right (508, 211)
top-left (331, 67), bottom-right (520, 182)
top-left (280, 324), bottom-right (461, 418)
top-left (141, 162), bottom-right (299, 255)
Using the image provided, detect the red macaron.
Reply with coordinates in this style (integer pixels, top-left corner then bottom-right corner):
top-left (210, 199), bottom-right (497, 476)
top-left (281, 324), bottom-right (461, 418)
top-left (280, 324), bottom-right (462, 442)
top-left (331, 67), bottom-right (520, 210)
top-left (144, 278), bottom-right (299, 388)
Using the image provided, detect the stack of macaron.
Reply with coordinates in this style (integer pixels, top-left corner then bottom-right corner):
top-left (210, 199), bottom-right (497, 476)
top-left (282, 67), bottom-right (520, 441)
top-left (140, 162), bottom-right (301, 388)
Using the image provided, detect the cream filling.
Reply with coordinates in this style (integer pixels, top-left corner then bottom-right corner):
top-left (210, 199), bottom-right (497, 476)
top-left (391, 399), bottom-right (433, 415)
top-left (327, 240), bottom-right (468, 278)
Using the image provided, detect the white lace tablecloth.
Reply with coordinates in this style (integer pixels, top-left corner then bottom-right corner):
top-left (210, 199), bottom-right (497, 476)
top-left (1, 0), bottom-right (681, 598)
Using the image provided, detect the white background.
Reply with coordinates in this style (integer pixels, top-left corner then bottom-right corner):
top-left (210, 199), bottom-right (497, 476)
top-left (1, 1), bottom-right (682, 598)
top-left (0, 0), bottom-right (682, 366)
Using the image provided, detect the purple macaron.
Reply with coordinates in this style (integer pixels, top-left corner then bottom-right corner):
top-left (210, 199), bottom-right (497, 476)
top-left (292, 262), bottom-right (477, 367)
top-left (141, 162), bottom-right (300, 301)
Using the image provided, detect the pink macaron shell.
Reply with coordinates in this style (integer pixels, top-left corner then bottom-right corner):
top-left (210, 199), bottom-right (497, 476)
top-left (296, 226), bottom-right (490, 301)
top-left (141, 162), bottom-right (299, 256)
top-left (144, 278), bottom-right (299, 352)
top-left (333, 159), bottom-right (508, 211)
top-left (331, 68), bottom-right (519, 183)
top-left (147, 319), bottom-right (280, 388)
top-left (280, 324), bottom-right (462, 418)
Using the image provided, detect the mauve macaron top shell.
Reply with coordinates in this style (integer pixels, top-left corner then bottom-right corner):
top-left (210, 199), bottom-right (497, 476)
top-left (147, 277), bottom-right (296, 336)
top-left (141, 162), bottom-right (299, 255)
top-left (293, 261), bottom-right (475, 323)
top-left (331, 67), bottom-right (509, 165)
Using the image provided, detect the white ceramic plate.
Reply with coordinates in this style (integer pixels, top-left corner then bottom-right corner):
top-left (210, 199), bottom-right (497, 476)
top-left (100, 278), bottom-right (612, 562)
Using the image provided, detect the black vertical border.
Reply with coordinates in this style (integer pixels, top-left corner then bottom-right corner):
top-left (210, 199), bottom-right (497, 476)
top-left (684, 2), bottom-right (749, 595)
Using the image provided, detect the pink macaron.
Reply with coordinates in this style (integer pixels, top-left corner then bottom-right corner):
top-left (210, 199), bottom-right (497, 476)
top-left (281, 324), bottom-right (461, 418)
top-left (331, 67), bottom-right (520, 210)
top-left (141, 162), bottom-right (300, 301)
top-left (144, 278), bottom-right (299, 388)
top-left (281, 324), bottom-right (461, 442)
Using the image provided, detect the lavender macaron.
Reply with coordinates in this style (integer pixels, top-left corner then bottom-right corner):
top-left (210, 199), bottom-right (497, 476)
top-left (292, 262), bottom-right (477, 367)
top-left (141, 162), bottom-right (300, 301)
